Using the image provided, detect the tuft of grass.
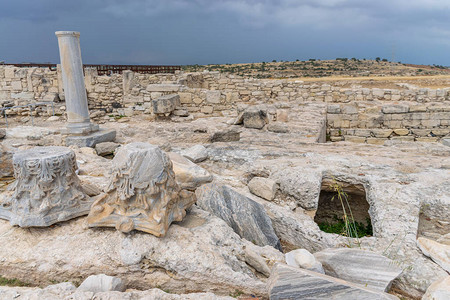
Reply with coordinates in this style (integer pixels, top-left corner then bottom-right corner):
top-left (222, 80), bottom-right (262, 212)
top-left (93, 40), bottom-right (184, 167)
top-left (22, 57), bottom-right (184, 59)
top-left (318, 215), bottom-right (372, 237)
top-left (0, 276), bottom-right (32, 287)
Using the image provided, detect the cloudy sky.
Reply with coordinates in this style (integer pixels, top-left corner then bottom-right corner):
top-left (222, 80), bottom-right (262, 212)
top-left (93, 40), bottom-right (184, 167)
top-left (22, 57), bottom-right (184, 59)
top-left (1, 0), bottom-right (449, 66)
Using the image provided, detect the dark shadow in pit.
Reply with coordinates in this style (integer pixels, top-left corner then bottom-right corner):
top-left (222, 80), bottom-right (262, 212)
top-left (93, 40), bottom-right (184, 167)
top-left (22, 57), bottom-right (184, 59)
top-left (314, 179), bottom-right (373, 237)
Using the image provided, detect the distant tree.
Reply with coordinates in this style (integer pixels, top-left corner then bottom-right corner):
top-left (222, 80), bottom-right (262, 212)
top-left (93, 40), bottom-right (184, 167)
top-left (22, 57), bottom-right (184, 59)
top-left (309, 59), bottom-right (316, 61)
top-left (296, 59), bottom-right (299, 61)
top-left (382, 58), bottom-right (388, 62)
top-left (272, 60), bottom-right (277, 62)
top-left (375, 57), bottom-right (381, 62)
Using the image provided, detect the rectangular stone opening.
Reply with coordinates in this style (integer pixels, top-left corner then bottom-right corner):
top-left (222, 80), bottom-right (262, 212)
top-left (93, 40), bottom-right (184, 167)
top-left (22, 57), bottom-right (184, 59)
top-left (314, 178), bottom-right (373, 237)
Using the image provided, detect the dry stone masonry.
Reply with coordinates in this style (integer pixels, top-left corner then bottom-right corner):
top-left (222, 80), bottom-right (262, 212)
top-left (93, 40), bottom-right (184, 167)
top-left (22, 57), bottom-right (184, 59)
top-left (1, 66), bottom-right (448, 144)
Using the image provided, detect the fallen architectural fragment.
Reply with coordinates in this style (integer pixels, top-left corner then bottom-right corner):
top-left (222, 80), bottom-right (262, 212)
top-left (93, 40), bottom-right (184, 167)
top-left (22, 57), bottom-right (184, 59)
top-left (196, 183), bottom-right (282, 250)
top-left (268, 264), bottom-right (399, 300)
top-left (314, 248), bottom-right (403, 292)
top-left (0, 146), bottom-right (91, 226)
top-left (87, 142), bottom-right (195, 236)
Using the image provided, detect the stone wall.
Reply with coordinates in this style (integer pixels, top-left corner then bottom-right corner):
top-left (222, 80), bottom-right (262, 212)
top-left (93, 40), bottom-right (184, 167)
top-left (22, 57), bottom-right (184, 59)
top-left (0, 66), bottom-right (449, 142)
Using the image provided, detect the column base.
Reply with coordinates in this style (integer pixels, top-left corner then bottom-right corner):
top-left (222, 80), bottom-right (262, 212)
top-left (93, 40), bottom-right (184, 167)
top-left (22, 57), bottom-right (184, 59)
top-left (65, 128), bottom-right (116, 148)
top-left (63, 122), bottom-right (99, 135)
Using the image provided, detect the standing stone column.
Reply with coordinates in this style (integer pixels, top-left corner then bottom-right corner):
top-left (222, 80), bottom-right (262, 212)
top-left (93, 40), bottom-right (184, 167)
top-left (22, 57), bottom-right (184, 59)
top-left (55, 31), bottom-right (115, 147)
top-left (55, 31), bottom-right (98, 134)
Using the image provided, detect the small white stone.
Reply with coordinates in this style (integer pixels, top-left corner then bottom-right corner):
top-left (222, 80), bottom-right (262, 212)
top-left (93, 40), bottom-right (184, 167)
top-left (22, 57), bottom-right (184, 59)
top-left (285, 249), bottom-right (324, 274)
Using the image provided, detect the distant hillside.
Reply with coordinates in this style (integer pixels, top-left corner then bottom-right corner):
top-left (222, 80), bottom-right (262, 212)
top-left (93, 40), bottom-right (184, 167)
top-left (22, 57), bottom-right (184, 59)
top-left (183, 59), bottom-right (450, 79)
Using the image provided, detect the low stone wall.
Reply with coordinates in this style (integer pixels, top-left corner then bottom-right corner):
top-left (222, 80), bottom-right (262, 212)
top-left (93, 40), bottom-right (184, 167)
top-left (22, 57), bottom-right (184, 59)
top-left (0, 66), bottom-right (449, 142)
top-left (327, 102), bottom-right (450, 143)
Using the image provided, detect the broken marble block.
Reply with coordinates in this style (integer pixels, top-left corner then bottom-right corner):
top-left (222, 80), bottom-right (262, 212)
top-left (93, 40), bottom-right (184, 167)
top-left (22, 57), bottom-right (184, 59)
top-left (87, 142), bottom-right (195, 236)
top-left (152, 94), bottom-right (180, 115)
top-left (0, 146), bottom-right (92, 227)
top-left (314, 248), bottom-right (403, 292)
top-left (268, 264), bottom-right (398, 300)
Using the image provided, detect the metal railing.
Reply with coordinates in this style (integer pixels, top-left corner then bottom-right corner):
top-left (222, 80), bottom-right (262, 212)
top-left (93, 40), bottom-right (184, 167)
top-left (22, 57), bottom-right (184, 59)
top-left (0, 102), bottom-right (55, 127)
top-left (4, 63), bottom-right (181, 75)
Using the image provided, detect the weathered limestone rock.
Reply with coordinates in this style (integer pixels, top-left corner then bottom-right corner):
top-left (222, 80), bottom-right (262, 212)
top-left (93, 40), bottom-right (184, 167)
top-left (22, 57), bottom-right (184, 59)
top-left (87, 142), bottom-right (195, 236)
top-left (95, 141), bottom-right (120, 156)
top-left (0, 286), bottom-right (234, 300)
top-left (285, 249), bottom-right (324, 274)
top-left (422, 276), bottom-right (450, 300)
top-left (235, 106), bottom-right (269, 129)
top-left (0, 144), bottom-right (13, 178)
top-left (244, 247), bottom-right (272, 277)
top-left (152, 94), bottom-right (180, 115)
top-left (210, 128), bottom-right (240, 142)
top-left (267, 123), bottom-right (289, 133)
top-left (248, 177), bottom-right (278, 201)
top-left (271, 167), bottom-right (322, 210)
top-left (0, 128), bottom-right (5, 139)
top-left (0, 146), bottom-right (92, 227)
top-left (417, 237), bottom-right (450, 272)
top-left (77, 274), bottom-right (125, 293)
top-left (196, 183), bottom-right (281, 250)
top-left (268, 264), bottom-right (398, 300)
top-left (314, 248), bottom-right (403, 292)
top-left (180, 144), bottom-right (208, 163)
top-left (0, 207), bottom-right (271, 296)
top-left (168, 152), bottom-right (213, 191)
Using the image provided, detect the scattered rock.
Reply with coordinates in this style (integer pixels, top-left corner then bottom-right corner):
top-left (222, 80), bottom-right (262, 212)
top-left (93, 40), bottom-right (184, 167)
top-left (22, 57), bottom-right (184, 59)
top-left (77, 274), bottom-right (125, 293)
top-left (285, 249), bottom-right (324, 274)
top-left (0, 144), bottom-right (14, 178)
top-left (267, 123), bottom-right (289, 133)
top-left (168, 152), bottom-right (213, 190)
top-left (152, 94), bottom-right (181, 115)
top-left (0, 129), bottom-right (6, 139)
top-left (244, 247), bottom-right (271, 277)
top-left (196, 183), bottom-right (282, 250)
top-left (314, 248), bottom-right (403, 292)
top-left (241, 106), bottom-right (269, 129)
top-left (271, 167), bottom-right (322, 210)
top-left (417, 237), bottom-right (450, 272)
top-left (210, 128), bottom-right (240, 142)
top-left (46, 115), bottom-right (60, 122)
top-left (248, 177), bottom-right (278, 201)
top-left (6, 126), bottom-right (56, 140)
top-left (268, 264), bottom-right (398, 300)
top-left (180, 144), bottom-right (208, 163)
top-left (422, 276), bottom-right (450, 300)
top-left (95, 141), bottom-right (120, 156)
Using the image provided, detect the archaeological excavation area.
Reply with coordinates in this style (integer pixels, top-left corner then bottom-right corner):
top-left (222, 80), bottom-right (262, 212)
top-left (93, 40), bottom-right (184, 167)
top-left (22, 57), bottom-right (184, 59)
top-left (0, 32), bottom-right (449, 300)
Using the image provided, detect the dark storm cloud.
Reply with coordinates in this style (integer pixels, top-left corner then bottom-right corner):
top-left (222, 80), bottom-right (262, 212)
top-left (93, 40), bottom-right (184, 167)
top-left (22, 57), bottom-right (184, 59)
top-left (0, 0), bottom-right (449, 65)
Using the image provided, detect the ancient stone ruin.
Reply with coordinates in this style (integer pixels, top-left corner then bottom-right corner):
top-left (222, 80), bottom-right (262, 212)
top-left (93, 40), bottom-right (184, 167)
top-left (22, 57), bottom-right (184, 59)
top-left (0, 146), bottom-right (91, 227)
top-left (0, 31), bottom-right (449, 300)
top-left (88, 142), bottom-right (195, 236)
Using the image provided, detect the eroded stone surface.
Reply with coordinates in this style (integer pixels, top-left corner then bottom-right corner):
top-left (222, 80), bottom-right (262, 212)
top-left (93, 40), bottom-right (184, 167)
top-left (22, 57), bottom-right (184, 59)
top-left (417, 237), bottom-right (450, 272)
top-left (268, 264), bottom-right (398, 300)
top-left (196, 183), bottom-right (282, 250)
top-left (314, 248), bottom-right (403, 292)
top-left (0, 146), bottom-right (92, 227)
top-left (87, 142), bottom-right (195, 236)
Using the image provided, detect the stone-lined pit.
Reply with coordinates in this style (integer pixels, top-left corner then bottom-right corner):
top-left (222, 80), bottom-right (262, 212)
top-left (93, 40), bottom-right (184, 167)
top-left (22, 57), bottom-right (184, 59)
top-left (314, 178), bottom-right (373, 237)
